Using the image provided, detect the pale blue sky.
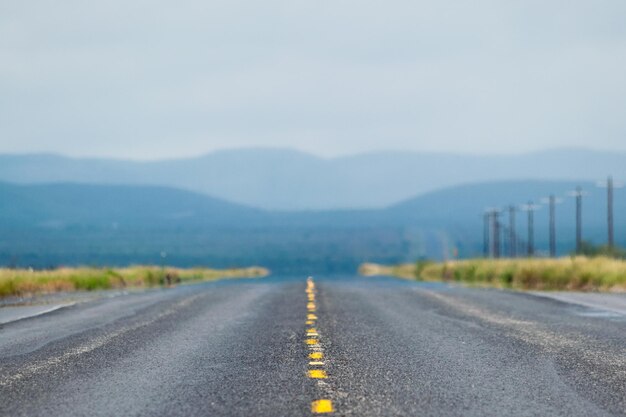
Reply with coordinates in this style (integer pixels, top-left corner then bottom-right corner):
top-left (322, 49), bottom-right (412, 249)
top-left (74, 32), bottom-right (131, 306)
top-left (1, 0), bottom-right (625, 159)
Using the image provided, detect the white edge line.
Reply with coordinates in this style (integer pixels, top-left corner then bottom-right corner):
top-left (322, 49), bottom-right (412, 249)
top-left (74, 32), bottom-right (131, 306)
top-left (0, 303), bottom-right (75, 325)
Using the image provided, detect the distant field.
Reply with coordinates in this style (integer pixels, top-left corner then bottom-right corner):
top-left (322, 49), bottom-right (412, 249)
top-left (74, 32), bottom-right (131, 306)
top-left (360, 257), bottom-right (626, 292)
top-left (0, 265), bottom-right (269, 298)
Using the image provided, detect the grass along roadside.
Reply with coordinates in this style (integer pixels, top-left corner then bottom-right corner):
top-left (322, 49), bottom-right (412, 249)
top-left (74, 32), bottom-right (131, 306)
top-left (0, 265), bottom-right (269, 298)
top-left (359, 257), bottom-right (626, 292)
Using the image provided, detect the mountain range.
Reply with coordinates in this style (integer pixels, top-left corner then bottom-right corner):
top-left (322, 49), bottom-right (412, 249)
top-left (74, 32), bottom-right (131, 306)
top-left (1, 147), bottom-right (624, 210)
top-left (1, 177), bottom-right (625, 272)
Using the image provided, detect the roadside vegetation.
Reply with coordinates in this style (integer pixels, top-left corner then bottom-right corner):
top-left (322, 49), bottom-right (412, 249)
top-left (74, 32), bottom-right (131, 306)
top-left (359, 257), bottom-right (626, 292)
top-left (577, 241), bottom-right (626, 259)
top-left (0, 266), bottom-right (269, 298)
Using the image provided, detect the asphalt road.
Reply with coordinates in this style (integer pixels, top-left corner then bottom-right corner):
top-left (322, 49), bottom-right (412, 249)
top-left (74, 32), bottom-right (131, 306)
top-left (1, 275), bottom-right (625, 416)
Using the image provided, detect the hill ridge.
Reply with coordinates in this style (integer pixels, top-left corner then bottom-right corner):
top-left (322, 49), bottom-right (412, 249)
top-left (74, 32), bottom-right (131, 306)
top-left (1, 148), bottom-right (625, 210)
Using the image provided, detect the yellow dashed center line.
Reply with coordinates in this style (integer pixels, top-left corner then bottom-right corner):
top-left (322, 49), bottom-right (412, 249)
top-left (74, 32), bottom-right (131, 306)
top-left (304, 277), bottom-right (334, 414)
top-left (308, 369), bottom-right (328, 379)
top-left (309, 352), bottom-right (324, 360)
top-left (311, 399), bottom-right (334, 414)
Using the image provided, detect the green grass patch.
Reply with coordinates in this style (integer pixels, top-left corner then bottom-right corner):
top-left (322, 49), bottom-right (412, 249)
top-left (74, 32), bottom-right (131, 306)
top-left (0, 266), bottom-right (269, 298)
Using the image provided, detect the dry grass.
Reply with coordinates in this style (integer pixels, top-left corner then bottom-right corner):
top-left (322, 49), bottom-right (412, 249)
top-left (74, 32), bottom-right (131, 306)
top-left (360, 257), bottom-right (626, 292)
top-left (0, 266), bottom-right (269, 298)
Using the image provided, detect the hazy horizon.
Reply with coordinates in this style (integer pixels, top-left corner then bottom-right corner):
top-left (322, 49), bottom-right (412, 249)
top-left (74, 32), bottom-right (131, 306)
top-left (2, 147), bottom-right (625, 210)
top-left (1, 145), bottom-right (625, 162)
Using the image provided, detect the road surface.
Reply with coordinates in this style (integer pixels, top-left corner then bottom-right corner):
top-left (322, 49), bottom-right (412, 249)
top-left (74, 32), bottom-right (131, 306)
top-left (1, 275), bottom-right (625, 416)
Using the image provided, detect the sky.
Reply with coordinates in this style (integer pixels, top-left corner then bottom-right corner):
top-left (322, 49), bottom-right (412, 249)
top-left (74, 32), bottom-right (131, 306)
top-left (1, 0), bottom-right (625, 160)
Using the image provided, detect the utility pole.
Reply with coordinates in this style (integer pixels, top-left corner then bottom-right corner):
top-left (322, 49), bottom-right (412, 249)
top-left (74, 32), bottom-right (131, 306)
top-left (549, 195), bottom-right (556, 257)
top-left (568, 187), bottom-right (585, 254)
top-left (576, 188), bottom-right (582, 254)
top-left (597, 176), bottom-right (623, 249)
top-left (521, 201), bottom-right (539, 257)
top-left (492, 210), bottom-right (500, 259)
top-left (508, 205), bottom-right (516, 258)
top-left (528, 204), bottom-right (534, 257)
top-left (483, 211), bottom-right (490, 258)
top-left (608, 176), bottom-right (614, 249)
top-left (540, 195), bottom-right (563, 257)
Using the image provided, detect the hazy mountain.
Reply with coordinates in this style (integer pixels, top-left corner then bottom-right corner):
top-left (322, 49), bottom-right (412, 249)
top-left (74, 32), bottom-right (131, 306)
top-left (0, 148), bottom-right (625, 210)
top-left (0, 182), bottom-right (266, 229)
top-left (1, 179), bottom-right (625, 272)
top-left (0, 182), bottom-right (403, 272)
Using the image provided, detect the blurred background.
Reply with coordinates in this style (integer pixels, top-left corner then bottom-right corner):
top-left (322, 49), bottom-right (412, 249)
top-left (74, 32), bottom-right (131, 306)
top-left (1, 0), bottom-right (625, 273)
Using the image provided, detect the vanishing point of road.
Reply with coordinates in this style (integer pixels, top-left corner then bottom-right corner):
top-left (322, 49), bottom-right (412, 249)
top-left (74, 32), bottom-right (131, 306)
top-left (1, 275), bottom-right (625, 416)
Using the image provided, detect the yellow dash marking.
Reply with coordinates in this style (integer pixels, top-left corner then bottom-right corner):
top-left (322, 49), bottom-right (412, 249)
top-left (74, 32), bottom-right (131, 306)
top-left (305, 338), bottom-right (319, 345)
top-left (308, 369), bottom-right (327, 379)
top-left (309, 361), bottom-right (325, 366)
top-left (307, 328), bottom-right (317, 333)
top-left (311, 399), bottom-right (333, 414)
top-left (309, 352), bottom-right (324, 360)
top-left (307, 303), bottom-right (316, 311)
top-left (306, 320), bottom-right (314, 325)
top-left (307, 314), bottom-right (317, 320)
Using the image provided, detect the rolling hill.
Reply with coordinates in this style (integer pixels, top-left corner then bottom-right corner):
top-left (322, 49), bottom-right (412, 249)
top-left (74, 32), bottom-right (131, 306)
top-left (1, 148), bottom-right (625, 210)
top-left (1, 179), bottom-right (625, 272)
